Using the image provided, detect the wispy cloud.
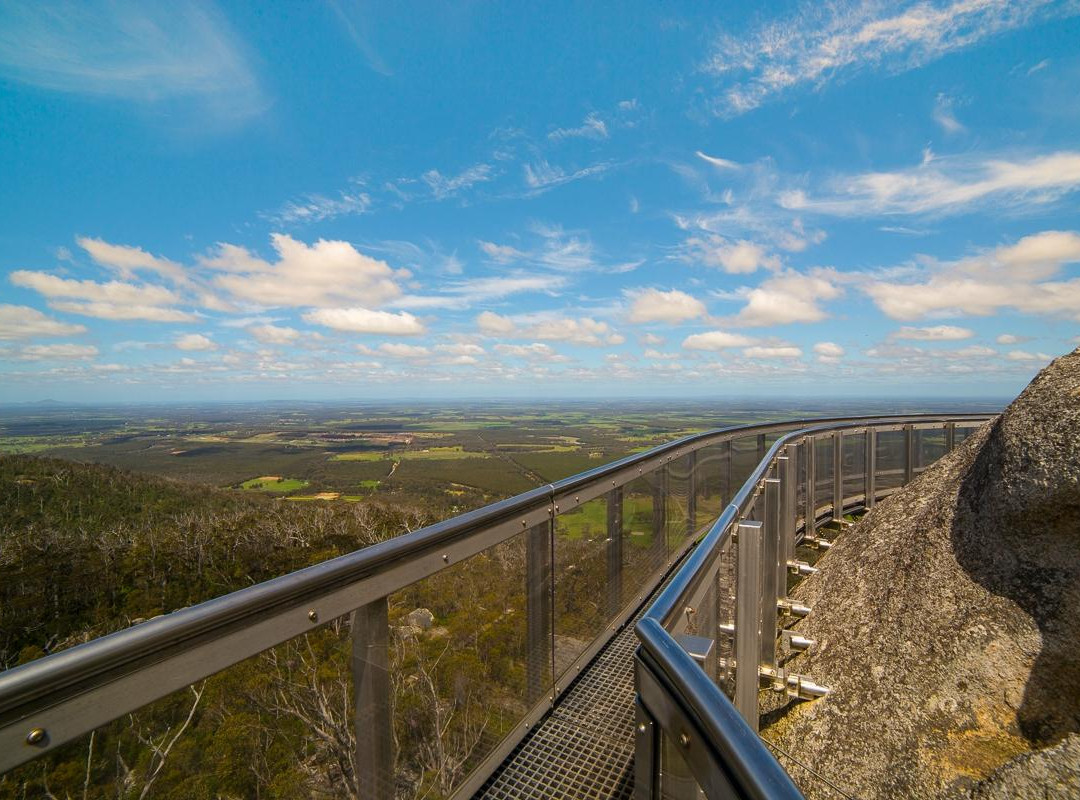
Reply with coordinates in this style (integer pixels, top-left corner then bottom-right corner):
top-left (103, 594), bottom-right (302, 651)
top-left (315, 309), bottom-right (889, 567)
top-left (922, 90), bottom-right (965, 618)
top-left (0, 2), bottom-right (266, 124)
top-left (932, 93), bottom-right (965, 134)
top-left (703, 0), bottom-right (1073, 115)
top-left (422, 164), bottom-right (494, 200)
top-left (270, 185), bottom-right (373, 225)
top-left (780, 150), bottom-right (1080, 216)
top-left (523, 159), bottom-right (610, 193)
top-left (548, 112), bottom-right (609, 141)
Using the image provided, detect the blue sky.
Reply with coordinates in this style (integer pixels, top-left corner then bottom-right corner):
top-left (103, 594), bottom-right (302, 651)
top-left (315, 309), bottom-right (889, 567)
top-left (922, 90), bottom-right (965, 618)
top-left (1, 1), bottom-right (1078, 402)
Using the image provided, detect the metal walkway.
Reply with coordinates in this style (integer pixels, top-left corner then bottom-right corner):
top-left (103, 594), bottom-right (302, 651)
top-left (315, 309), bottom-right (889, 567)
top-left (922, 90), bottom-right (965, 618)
top-left (475, 576), bottom-right (671, 800)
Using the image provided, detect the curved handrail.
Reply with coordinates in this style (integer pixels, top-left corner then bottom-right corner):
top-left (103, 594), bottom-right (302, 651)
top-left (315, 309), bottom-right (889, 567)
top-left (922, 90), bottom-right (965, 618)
top-left (0, 412), bottom-right (992, 779)
top-left (634, 413), bottom-right (994, 799)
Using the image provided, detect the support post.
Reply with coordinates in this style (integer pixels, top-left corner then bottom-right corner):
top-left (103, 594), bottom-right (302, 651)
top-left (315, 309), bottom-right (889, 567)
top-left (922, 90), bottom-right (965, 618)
top-left (903, 424), bottom-right (914, 485)
top-left (526, 521), bottom-right (552, 703)
top-left (735, 520), bottom-right (763, 730)
top-left (352, 597), bottom-right (393, 800)
top-left (756, 433), bottom-right (766, 465)
top-left (865, 428), bottom-right (876, 508)
top-left (633, 697), bottom-right (660, 800)
top-left (778, 450), bottom-right (796, 599)
top-left (804, 436), bottom-right (816, 537)
top-left (686, 450), bottom-right (698, 539)
top-left (607, 487), bottom-right (623, 618)
top-left (832, 432), bottom-right (843, 522)
top-left (945, 421), bottom-right (956, 453)
top-left (761, 477), bottom-right (781, 675)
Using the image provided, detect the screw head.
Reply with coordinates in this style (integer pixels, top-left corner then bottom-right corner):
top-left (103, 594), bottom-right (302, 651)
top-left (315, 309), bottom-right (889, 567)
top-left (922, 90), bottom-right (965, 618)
top-left (679, 732), bottom-right (691, 748)
top-left (26, 728), bottom-right (47, 746)
top-left (442, 554), bottom-right (449, 562)
top-left (637, 723), bottom-right (647, 734)
top-left (307, 609), bottom-right (318, 623)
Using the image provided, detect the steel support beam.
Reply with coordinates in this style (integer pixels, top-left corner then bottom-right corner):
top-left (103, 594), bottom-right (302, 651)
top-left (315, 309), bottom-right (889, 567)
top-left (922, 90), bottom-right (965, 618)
top-left (903, 423), bottom-right (914, 485)
top-left (352, 597), bottom-right (393, 800)
top-left (804, 435), bottom-right (816, 536)
top-left (722, 440), bottom-right (732, 505)
top-left (761, 477), bottom-right (781, 675)
top-left (526, 521), bottom-right (553, 704)
top-left (865, 428), bottom-right (876, 509)
top-left (756, 433), bottom-right (766, 466)
top-left (686, 450), bottom-right (698, 539)
top-left (945, 421), bottom-right (956, 453)
top-left (653, 466), bottom-right (668, 562)
top-left (633, 697), bottom-right (660, 800)
top-left (735, 520), bottom-right (763, 730)
top-left (778, 450), bottom-right (796, 604)
top-left (832, 432), bottom-right (843, 522)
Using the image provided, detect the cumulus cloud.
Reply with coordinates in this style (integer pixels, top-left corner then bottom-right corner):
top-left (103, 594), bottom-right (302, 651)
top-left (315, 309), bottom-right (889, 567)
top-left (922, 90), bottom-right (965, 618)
top-left (16, 343), bottom-right (99, 361)
top-left (813, 342), bottom-right (845, 363)
top-left (995, 333), bottom-right (1021, 344)
top-left (781, 151), bottom-right (1080, 217)
top-left (77, 237), bottom-right (187, 284)
top-left (0, 304), bottom-right (86, 340)
top-left (682, 331), bottom-right (757, 351)
top-left (742, 345), bottom-right (802, 359)
top-left (726, 269), bottom-right (842, 327)
top-left (302, 307), bottom-right (425, 335)
top-left (479, 312), bottom-right (623, 346)
top-left (891, 325), bottom-right (974, 341)
top-left (626, 289), bottom-right (707, 324)
top-left (682, 235), bottom-right (781, 273)
top-left (248, 324), bottom-right (301, 344)
top-left (10, 271), bottom-right (199, 322)
top-left (379, 343), bottom-right (430, 358)
top-left (864, 230), bottom-right (1080, 320)
top-left (476, 311), bottom-right (516, 335)
top-left (494, 343), bottom-right (569, 362)
top-left (175, 333), bottom-right (216, 351)
top-left (202, 233), bottom-right (403, 309)
top-left (1006, 350), bottom-right (1053, 362)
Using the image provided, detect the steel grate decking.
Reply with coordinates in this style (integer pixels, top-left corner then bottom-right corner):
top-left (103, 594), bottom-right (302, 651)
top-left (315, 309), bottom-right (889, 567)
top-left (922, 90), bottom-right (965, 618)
top-left (475, 569), bottom-right (679, 800)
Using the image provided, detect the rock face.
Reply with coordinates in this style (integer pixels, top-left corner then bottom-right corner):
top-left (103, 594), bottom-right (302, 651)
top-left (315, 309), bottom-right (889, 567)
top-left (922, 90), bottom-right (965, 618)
top-left (764, 348), bottom-right (1080, 799)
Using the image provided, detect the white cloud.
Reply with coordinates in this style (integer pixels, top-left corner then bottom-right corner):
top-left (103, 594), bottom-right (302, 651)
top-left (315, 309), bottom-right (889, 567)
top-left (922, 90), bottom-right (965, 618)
top-left (695, 151), bottom-right (739, 170)
top-left (626, 289), bottom-right (707, 324)
top-left (781, 151), bottom-right (1080, 217)
top-left (77, 237), bottom-right (187, 284)
top-left (523, 160), bottom-right (610, 192)
top-left (11, 271), bottom-right (180, 306)
top-left (478, 241), bottom-right (526, 263)
top-left (704, 0), bottom-right (1070, 115)
top-left (494, 343), bottom-right (569, 362)
top-left (48, 302), bottom-right (198, 322)
top-left (932, 93), bottom-right (965, 135)
top-left (682, 331), bottom-right (757, 351)
top-left (0, 304), bottom-right (86, 340)
top-left (864, 230), bottom-right (1080, 321)
top-left (476, 311), bottom-right (516, 335)
top-left (379, 342), bottom-right (430, 358)
top-left (175, 333), bottom-right (216, 351)
top-left (742, 345), bottom-right (802, 359)
top-left (1006, 349), bottom-right (1053, 362)
top-left (891, 325), bottom-right (974, 341)
top-left (0, 3), bottom-right (265, 123)
top-left (995, 333), bottom-right (1021, 344)
top-left (640, 332), bottom-right (665, 346)
top-left (422, 164), bottom-right (493, 200)
top-left (272, 188), bottom-right (372, 225)
top-left (549, 113), bottom-right (608, 141)
top-left (302, 308), bottom-right (425, 335)
top-left (15, 343), bottom-right (99, 361)
top-left (727, 269), bottom-right (842, 327)
top-left (435, 343), bottom-right (485, 357)
top-left (528, 317), bottom-right (623, 346)
top-left (682, 235), bottom-right (781, 273)
top-left (203, 233), bottom-right (403, 309)
top-left (248, 324), bottom-right (301, 344)
top-left (813, 342), bottom-right (845, 363)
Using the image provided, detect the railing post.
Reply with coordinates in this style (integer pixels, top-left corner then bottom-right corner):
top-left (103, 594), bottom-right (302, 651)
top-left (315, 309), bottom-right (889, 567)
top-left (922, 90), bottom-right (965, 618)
top-left (686, 450), bottom-right (698, 539)
top-left (352, 597), bottom-right (393, 800)
top-left (756, 433), bottom-right (766, 465)
top-left (778, 449), bottom-right (796, 602)
top-left (832, 432), bottom-right (843, 522)
top-left (526, 521), bottom-right (553, 704)
top-left (865, 428), bottom-right (876, 508)
top-left (903, 424), bottom-right (914, 484)
top-left (761, 477), bottom-right (781, 676)
top-left (804, 435), bottom-right (816, 537)
top-left (735, 519), bottom-right (763, 730)
top-left (633, 697), bottom-right (660, 800)
top-left (607, 487), bottom-right (623, 618)
top-left (945, 421), bottom-right (956, 453)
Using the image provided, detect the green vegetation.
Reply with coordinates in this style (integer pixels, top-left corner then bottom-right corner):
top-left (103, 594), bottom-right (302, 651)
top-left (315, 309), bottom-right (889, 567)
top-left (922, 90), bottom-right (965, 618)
top-left (240, 476), bottom-right (310, 492)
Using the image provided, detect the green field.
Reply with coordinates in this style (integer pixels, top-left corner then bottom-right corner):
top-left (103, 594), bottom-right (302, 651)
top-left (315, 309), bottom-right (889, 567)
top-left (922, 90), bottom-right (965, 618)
top-left (240, 476), bottom-right (310, 493)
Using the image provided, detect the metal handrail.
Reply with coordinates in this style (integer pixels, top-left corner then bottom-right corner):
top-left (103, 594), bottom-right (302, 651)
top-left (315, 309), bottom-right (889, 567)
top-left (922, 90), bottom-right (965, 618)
top-left (0, 412), bottom-right (992, 784)
top-left (633, 413), bottom-right (994, 799)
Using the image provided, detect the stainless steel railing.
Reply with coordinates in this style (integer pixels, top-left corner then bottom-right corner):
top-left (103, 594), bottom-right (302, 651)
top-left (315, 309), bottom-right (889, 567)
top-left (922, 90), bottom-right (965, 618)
top-left (0, 413), bottom-right (991, 799)
top-left (633, 415), bottom-right (992, 799)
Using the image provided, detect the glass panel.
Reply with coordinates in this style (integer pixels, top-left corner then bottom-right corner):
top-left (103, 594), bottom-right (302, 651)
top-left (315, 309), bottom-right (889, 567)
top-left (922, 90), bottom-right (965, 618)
top-left (842, 432), bottom-right (865, 506)
top-left (918, 426), bottom-right (946, 472)
top-left (4, 618), bottom-right (362, 798)
top-left (876, 429), bottom-right (905, 491)
top-left (391, 529), bottom-right (539, 799)
top-left (665, 454), bottom-right (694, 556)
top-left (729, 434), bottom-right (760, 493)
top-left (814, 436), bottom-right (833, 513)
top-left (694, 443), bottom-right (728, 532)
top-left (795, 440), bottom-right (807, 533)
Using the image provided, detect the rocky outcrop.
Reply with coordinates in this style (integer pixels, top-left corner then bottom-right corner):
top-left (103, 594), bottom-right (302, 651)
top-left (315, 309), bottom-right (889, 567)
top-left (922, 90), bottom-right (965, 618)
top-left (763, 348), bottom-right (1080, 799)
